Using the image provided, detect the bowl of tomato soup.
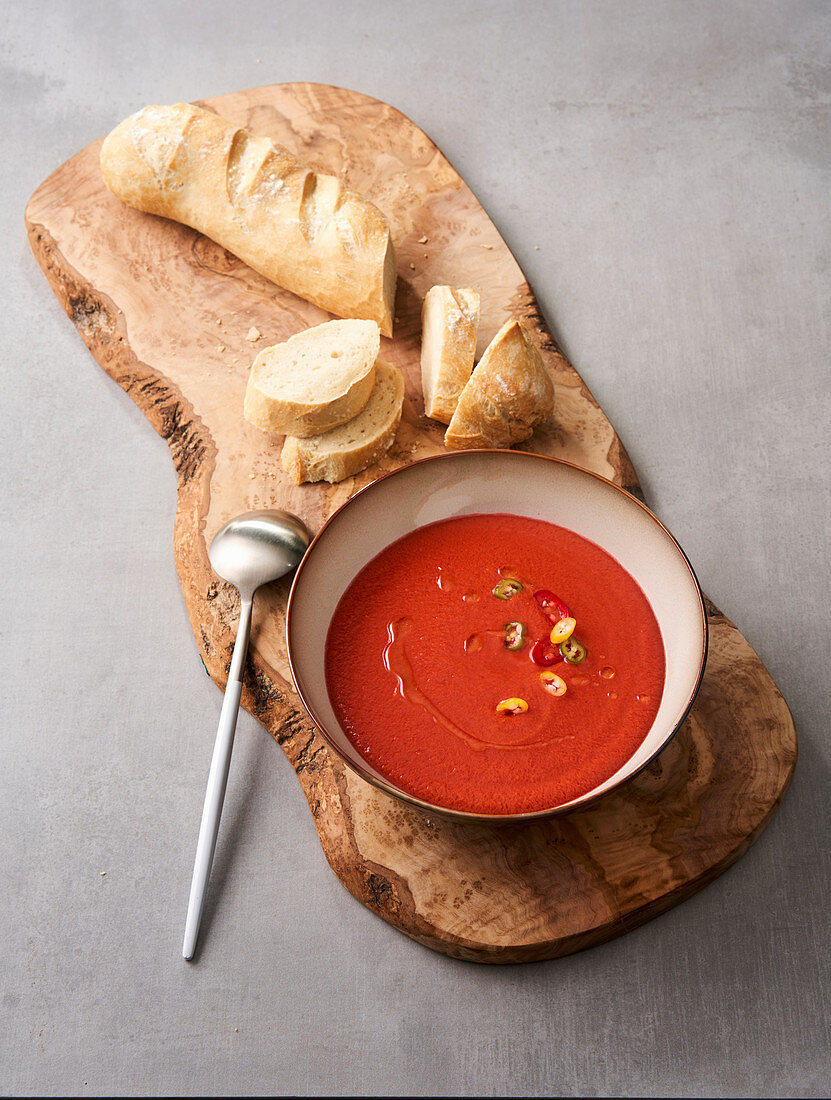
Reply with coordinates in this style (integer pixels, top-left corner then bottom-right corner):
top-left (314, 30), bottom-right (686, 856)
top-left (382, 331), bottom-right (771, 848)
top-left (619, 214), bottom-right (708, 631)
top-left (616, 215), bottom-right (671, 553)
top-left (286, 451), bottom-right (707, 821)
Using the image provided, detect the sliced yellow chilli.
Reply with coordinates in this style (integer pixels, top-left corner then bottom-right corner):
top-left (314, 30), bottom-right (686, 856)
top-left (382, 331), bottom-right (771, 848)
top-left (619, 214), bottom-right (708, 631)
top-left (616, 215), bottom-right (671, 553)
top-left (549, 616), bottom-right (576, 644)
top-left (539, 671), bottom-right (567, 697)
top-left (496, 697), bottom-right (529, 715)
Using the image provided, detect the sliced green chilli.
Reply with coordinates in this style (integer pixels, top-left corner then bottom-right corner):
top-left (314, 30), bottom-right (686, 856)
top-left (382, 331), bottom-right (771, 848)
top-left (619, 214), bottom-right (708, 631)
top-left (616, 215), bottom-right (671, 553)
top-left (504, 622), bottom-right (527, 650)
top-left (493, 578), bottom-right (523, 600)
top-left (560, 637), bottom-right (587, 664)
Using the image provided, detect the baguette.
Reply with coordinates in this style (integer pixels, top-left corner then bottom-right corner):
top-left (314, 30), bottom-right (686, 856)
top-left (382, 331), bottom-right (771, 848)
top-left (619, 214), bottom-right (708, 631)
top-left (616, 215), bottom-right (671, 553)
top-left (281, 359), bottom-right (404, 484)
top-left (444, 320), bottom-right (554, 450)
top-left (420, 286), bottom-right (480, 424)
top-left (244, 319), bottom-right (379, 438)
top-left (100, 103), bottom-right (397, 335)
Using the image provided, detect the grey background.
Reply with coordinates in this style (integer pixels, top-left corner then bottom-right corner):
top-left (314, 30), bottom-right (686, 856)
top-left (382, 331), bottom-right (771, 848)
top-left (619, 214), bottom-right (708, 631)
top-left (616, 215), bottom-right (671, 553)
top-left (2, 1), bottom-right (828, 1096)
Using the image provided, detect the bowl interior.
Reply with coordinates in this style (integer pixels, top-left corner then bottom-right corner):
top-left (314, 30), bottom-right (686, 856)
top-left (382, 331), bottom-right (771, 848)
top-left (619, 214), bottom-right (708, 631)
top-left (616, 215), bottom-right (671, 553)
top-left (286, 451), bottom-right (707, 819)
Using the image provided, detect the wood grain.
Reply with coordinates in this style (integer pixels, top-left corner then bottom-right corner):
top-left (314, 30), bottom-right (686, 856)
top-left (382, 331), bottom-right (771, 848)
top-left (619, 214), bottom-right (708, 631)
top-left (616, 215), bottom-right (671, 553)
top-left (25, 82), bottom-right (796, 962)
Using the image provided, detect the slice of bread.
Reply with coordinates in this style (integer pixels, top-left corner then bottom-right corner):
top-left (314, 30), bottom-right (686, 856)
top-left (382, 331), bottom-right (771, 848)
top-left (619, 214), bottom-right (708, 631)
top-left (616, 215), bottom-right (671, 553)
top-left (444, 319), bottom-right (554, 450)
top-left (281, 359), bottom-right (404, 484)
top-left (420, 285), bottom-right (480, 424)
top-left (243, 319), bottom-right (380, 438)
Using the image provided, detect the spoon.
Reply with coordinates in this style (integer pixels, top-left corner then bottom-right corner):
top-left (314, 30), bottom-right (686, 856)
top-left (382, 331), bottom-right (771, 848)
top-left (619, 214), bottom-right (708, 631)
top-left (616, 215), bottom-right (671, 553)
top-left (183, 509), bottom-right (311, 960)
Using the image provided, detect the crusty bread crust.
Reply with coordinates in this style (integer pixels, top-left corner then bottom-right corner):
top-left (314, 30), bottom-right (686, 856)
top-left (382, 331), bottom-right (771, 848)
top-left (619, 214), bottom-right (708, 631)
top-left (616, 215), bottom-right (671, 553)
top-left (281, 359), bottom-right (404, 484)
top-left (243, 319), bottom-right (379, 438)
top-left (444, 320), bottom-right (554, 450)
top-left (100, 104), bottom-right (397, 335)
top-left (420, 286), bottom-right (480, 424)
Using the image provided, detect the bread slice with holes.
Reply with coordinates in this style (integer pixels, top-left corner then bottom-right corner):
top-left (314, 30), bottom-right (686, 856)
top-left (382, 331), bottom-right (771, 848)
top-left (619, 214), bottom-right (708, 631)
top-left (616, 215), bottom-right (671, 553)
top-left (281, 359), bottom-right (404, 484)
top-left (444, 319), bottom-right (554, 450)
top-left (100, 103), bottom-right (396, 335)
top-left (420, 285), bottom-right (480, 424)
top-left (243, 319), bottom-right (380, 438)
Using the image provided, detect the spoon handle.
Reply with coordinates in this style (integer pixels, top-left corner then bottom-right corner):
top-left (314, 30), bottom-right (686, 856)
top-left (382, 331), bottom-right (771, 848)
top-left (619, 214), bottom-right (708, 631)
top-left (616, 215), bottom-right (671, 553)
top-left (182, 598), bottom-right (253, 960)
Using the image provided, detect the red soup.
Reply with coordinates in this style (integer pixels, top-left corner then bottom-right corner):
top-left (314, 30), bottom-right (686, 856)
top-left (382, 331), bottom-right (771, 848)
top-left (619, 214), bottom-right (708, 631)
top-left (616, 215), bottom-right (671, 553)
top-left (325, 514), bottom-right (665, 815)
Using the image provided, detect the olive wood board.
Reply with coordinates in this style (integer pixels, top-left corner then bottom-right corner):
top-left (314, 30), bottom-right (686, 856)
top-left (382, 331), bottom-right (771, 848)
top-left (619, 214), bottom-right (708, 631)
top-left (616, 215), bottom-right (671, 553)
top-left (25, 82), bottom-right (796, 963)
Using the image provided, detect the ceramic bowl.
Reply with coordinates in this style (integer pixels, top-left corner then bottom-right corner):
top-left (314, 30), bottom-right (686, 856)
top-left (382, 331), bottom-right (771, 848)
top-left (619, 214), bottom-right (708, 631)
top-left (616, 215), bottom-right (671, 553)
top-left (286, 450), bottom-right (707, 822)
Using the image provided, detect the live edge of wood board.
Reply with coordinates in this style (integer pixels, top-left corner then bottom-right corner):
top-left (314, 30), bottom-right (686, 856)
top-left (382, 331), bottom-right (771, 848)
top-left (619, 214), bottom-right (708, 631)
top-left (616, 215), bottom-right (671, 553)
top-left (25, 82), bottom-right (796, 963)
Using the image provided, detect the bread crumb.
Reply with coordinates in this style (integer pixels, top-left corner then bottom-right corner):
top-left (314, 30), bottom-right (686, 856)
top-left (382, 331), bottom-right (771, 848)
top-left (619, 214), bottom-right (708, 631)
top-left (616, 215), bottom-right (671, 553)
top-left (99, 871), bottom-right (106, 877)
top-left (217, 344), bottom-right (226, 353)
top-left (481, 244), bottom-right (493, 250)
top-left (216, 318), bottom-right (222, 325)
top-left (409, 263), bottom-right (415, 270)
top-left (534, 245), bottom-right (540, 250)
top-left (418, 235), bottom-right (428, 244)
top-left (246, 326), bottom-right (262, 342)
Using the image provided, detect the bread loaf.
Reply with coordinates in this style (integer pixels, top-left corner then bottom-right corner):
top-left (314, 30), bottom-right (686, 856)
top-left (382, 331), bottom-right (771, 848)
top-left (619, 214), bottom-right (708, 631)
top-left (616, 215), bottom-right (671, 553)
top-left (281, 359), bottom-right (404, 484)
top-left (100, 104), bottom-right (397, 335)
top-left (243, 319), bottom-right (379, 438)
top-left (420, 285), bottom-right (480, 424)
top-left (444, 320), bottom-right (554, 450)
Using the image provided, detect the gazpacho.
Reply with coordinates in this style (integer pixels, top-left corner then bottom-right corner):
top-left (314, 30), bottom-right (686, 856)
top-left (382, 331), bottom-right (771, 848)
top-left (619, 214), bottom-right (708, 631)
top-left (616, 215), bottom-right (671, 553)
top-left (325, 514), bottom-right (666, 815)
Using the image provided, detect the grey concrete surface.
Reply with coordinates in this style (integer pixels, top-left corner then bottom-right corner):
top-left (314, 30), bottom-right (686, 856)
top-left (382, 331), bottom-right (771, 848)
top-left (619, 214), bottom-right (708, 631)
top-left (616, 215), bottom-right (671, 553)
top-left (2, 1), bottom-right (828, 1096)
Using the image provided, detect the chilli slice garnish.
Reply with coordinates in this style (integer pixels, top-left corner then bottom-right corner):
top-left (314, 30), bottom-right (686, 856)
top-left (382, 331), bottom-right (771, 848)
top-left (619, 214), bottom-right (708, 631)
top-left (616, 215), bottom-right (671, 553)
top-left (560, 637), bottom-right (587, 664)
top-left (539, 671), bottom-right (567, 697)
top-left (493, 578), bottom-right (523, 600)
top-left (533, 589), bottom-right (570, 622)
top-left (529, 638), bottom-right (563, 667)
top-left (496, 697), bottom-right (529, 715)
top-left (504, 622), bottom-right (527, 650)
top-left (549, 616), bottom-right (576, 644)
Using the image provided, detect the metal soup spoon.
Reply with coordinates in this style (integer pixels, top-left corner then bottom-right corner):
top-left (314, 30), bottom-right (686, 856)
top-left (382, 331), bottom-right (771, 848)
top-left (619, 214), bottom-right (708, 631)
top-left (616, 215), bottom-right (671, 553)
top-left (183, 509), bottom-right (312, 960)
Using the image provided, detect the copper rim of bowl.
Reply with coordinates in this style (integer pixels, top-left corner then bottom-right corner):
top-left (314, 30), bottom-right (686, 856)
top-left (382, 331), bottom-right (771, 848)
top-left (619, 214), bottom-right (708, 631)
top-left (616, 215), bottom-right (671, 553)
top-left (286, 450), bottom-right (709, 824)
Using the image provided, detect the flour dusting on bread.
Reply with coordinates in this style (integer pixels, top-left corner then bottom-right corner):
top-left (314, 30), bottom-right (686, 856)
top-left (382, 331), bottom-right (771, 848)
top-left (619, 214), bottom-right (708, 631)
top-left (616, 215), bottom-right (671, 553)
top-left (100, 103), bottom-right (397, 334)
top-left (444, 319), bottom-right (554, 450)
top-left (421, 285), bottom-right (480, 425)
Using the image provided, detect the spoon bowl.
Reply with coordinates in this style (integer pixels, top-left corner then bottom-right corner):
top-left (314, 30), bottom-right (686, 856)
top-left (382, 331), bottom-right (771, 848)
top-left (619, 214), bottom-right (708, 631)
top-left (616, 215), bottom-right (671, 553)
top-left (183, 509), bottom-right (311, 960)
top-left (209, 510), bottom-right (313, 601)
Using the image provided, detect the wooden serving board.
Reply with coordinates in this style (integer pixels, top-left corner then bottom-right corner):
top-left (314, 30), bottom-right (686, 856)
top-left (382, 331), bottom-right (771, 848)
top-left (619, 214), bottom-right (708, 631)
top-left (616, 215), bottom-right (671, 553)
top-left (26, 83), bottom-right (796, 963)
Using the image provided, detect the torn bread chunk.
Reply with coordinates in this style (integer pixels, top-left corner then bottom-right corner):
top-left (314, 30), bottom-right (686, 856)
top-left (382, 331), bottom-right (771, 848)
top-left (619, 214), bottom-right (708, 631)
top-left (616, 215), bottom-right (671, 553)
top-left (281, 359), bottom-right (404, 484)
top-left (420, 285), bottom-right (480, 424)
top-left (444, 320), bottom-right (554, 450)
top-left (243, 319), bottom-right (379, 438)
